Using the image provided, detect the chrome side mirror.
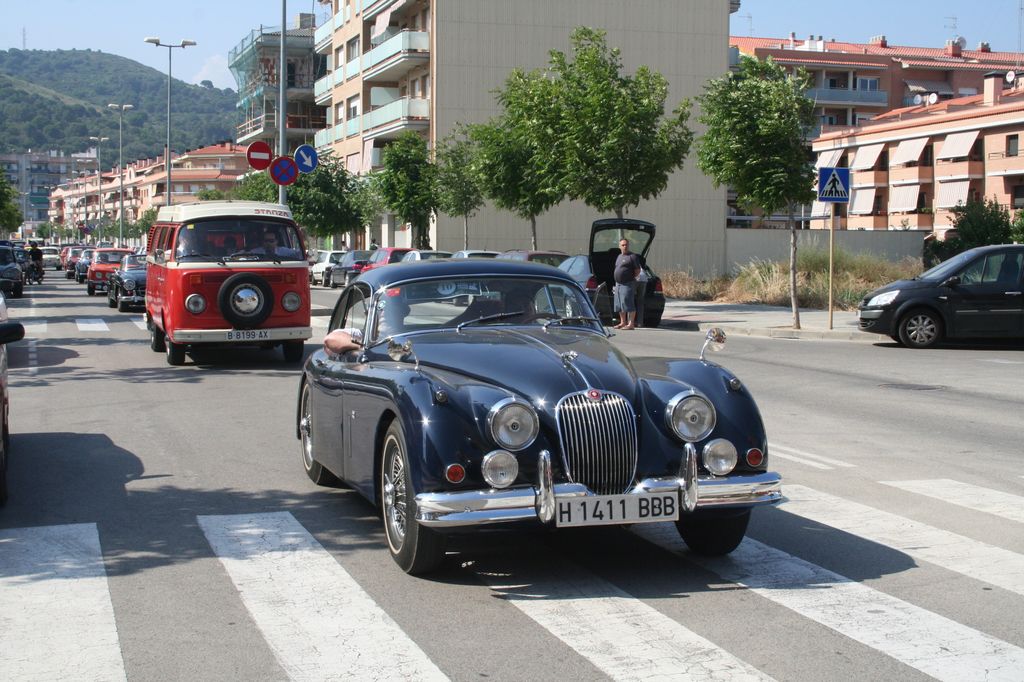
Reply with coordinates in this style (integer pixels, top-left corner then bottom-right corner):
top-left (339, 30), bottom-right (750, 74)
top-left (387, 337), bottom-right (414, 363)
top-left (699, 327), bottom-right (726, 362)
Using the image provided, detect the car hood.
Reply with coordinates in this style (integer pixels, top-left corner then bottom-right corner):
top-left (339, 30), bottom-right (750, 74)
top-left (386, 327), bottom-right (640, 400)
top-left (865, 277), bottom-right (937, 300)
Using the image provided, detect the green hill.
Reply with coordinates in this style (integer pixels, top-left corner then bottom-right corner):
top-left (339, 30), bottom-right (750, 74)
top-left (0, 48), bottom-right (238, 162)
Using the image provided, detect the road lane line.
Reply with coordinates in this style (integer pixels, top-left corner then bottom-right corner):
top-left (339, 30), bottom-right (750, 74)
top-left (311, 317), bottom-right (329, 329)
top-left (783, 485), bottom-right (1024, 596)
top-left (132, 316), bottom-right (148, 331)
top-left (770, 444), bottom-right (856, 468)
top-left (26, 338), bottom-right (38, 376)
top-left (0, 524), bottom-right (126, 680)
top-left (766, 451), bottom-right (832, 470)
top-left (634, 524), bottom-right (1024, 681)
top-left (76, 318), bottom-right (110, 332)
top-left (478, 565), bottom-right (772, 681)
top-left (880, 479), bottom-right (1024, 524)
top-left (197, 512), bottom-right (446, 681)
top-left (21, 320), bottom-right (46, 336)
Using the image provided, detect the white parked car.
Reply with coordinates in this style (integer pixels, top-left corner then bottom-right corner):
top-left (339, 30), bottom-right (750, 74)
top-left (451, 249), bottom-right (500, 259)
top-left (400, 249), bottom-right (453, 262)
top-left (40, 246), bottom-right (61, 270)
top-left (310, 250), bottom-right (347, 286)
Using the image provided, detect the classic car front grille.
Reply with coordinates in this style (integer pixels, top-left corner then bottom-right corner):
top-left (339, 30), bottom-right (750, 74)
top-left (555, 391), bottom-right (638, 495)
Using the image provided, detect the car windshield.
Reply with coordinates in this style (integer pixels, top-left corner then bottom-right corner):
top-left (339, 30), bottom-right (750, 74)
top-left (174, 219), bottom-right (305, 262)
top-left (81, 250), bottom-right (94, 259)
top-left (71, 249), bottom-right (82, 257)
top-left (342, 250), bottom-right (371, 265)
top-left (95, 250), bottom-right (132, 264)
top-left (122, 255), bottom-right (146, 269)
top-left (0, 249), bottom-right (13, 266)
top-left (42, 247), bottom-right (59, 255)
top-left (13, 249), bottom-right (26, 262)
top-left (529, 253), bottom-right (569, 267)
top-left (369, 276), bottom-right (599, 341)
top-left (919, 249), bottom-right (978, 281)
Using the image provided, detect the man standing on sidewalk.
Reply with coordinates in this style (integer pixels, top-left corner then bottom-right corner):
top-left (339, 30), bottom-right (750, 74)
top-left (613, 238), bottom-right (642, 330)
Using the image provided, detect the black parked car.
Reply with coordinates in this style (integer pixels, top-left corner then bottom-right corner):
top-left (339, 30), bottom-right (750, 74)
top-left (325, 249), bottom-right (373, 288)
top-left (298, 259), bottom-right (781, 574)
top-left (75, 248), bottom-right (95, 284)
top-left (858, 243), bottom-right (1024, 348)
top-left (0, 248), bottom-right (23, 299)
top-left (107, 254), bottom-right (148, 312)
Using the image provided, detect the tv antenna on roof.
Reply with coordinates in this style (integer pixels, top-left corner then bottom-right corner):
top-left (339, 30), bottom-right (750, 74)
top-left (736, 13), bottom-right (753, 37)
top-left (944, 16), bottom-right (958, 37)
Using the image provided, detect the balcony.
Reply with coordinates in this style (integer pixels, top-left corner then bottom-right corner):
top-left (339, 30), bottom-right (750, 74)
top-left (314, 20), bottom-right (334, 54)
top-left (806, 87), bottom-right (889, 106)
top-left (988, 150), bottom-right (1024, 177)
top-left (889, 212), bottom-right (933, 229)
top-left (314, 128), bottom-right (334, 149)
top-left (362, 97), bottom-right (429, 140)
top-left (345, 116), bottom-right (361, 138)
top-left (237, 112), bottom-right (329, 144)
top-left (846, 214), bottom-right (890, 230)
top-left (345, 57), bottom-right (361, 80)
top-left (889, 165), bottom-right (933, 185)
top-left (362, 0), bottom-right (415, 21)
top-left (362, 31), bottom-right (429, 83)
top-left (314, 74), bottom-right (334, 104)
top-left (934, 159), bottom-right (984, 181)
top-left (852, 170), bottom-right (888, 187)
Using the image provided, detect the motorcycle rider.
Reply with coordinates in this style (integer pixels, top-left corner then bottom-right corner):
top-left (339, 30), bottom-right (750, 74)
top-left (27, 241), bottom-right (44, 283)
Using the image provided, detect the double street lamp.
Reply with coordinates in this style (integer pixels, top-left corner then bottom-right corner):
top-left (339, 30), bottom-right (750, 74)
top-left (143, 37), bottom-right (196, 206)
top-left (88, 135), bottom-right (109, 242)
top-left (108, 103), bottom-right (133, 245)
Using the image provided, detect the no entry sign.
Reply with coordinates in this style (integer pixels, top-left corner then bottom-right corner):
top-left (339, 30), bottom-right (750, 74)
top-left (269, 156), bottom-right (299, 186)
top-left (246, 141), bottom-right (273, 171)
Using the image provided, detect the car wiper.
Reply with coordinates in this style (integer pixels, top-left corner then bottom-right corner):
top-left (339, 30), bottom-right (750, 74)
top-left (457, 310), bottom-right (525, 331)
top-left (542, 315), bottom-right (602, 330)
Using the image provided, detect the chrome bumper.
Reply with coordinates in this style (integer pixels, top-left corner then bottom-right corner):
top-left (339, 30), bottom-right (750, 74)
top-left (172, 326), bottom-right (312, 343)
top-left (415, 447), bottom-right (783, 528)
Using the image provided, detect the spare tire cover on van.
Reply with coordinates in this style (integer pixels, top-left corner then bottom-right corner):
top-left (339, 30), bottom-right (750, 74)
top-left (219, 273), bottom-right (275, 328)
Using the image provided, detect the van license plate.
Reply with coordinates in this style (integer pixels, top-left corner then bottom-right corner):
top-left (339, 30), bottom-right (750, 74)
top-left (226, 329), bottom-right (270, 341)
top-left (555, 493), bottom-right (679, 527)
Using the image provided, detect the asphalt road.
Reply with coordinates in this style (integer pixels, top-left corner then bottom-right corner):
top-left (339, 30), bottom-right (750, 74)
top-left (1, 277), bottom-right (1022, 681)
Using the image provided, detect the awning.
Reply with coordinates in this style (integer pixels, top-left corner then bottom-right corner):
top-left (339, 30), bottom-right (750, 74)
top-left (810, 200), bottom-right (832, 218)
top-left (935, 180), bottom-right (970, 209)
top-left (815, 149), bottom-right (843, 169)
top-left (888, 184), bottom-right (920, 212)
top-left (849, 188), bottom-right (877, 215)
top-left (889, 138), bottom-right (930, 166)
top-left (936, 130), bottom-right (979, 160)
top-left (361, 140), bottom-right (375, 171)
top-left (371, 8), bottom-right (393, 40)
top-left (851, 143), bottom-right (884, 171)
top-left (346, 153), bottom-right (361, 174)
top-left (904, 79), bottom-right (955, 96)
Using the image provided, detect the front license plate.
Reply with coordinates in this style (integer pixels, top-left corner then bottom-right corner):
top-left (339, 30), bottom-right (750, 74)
top-left (226, 329), bottom-right (270, 341)
top-left (555, 493), bottom-right (679, 528)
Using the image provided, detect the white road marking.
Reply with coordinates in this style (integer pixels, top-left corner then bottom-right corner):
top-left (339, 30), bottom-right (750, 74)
top-left (311, 317), bottom-right (329, 328)
top-left (26, 338), bottom-right (38, 376)
top-left (783, 485), bottom-right (1024, 596)
top-left (21, 320), bottom-right (46, 336)
top-left (76, 318), bottom-right (110, 332)
top-left (769, 444), bottom-right (855, 470)
top-left (132, 316), bottom-right (148, 331)
top-left (0, 524), bottom-right (126, 680)
top-left (634, 525), bottom-right (1024, 682)
top-left (479, 565), bottom-right (772, 681)
top-left (880, 479), bottom-right (1024, 524)
top-left (198, 512), bottom-right (446, 682)
top-left (979, 359), bottom-right (1023, 364)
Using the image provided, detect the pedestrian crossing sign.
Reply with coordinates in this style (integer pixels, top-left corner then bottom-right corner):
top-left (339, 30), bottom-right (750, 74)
top-left (818, 166), bottom-right (850, 203)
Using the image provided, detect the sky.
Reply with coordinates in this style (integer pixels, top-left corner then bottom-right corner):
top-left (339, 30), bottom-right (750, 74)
top-left (0, 0), bottom-right (1020, 91)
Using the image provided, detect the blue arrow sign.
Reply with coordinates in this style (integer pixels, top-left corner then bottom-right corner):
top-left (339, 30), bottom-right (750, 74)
top-left (818, 167), bottom-right (850, 203)
top-left (294, 144), bottom-right (319, 174)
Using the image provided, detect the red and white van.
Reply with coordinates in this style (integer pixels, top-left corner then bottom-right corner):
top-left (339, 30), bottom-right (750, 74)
top-left (145, 201), bottom-right (312, 365)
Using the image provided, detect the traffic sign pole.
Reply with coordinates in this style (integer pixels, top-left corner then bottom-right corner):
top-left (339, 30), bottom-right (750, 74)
top-left (829, 204), bottom-right (835, 329)
top-left (818, 165), bottom-right (850, 331)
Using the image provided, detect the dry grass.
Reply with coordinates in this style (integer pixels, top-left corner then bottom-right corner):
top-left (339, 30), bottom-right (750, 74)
top-left (661, 248), bottom-right (923, 310)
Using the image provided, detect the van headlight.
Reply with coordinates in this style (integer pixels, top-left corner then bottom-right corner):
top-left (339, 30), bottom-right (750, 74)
top-left (282, 291), bottom-right (302, 312)
top-left (666, 391), bottom-right (716, 442)
top-left (185, 293), bottom-right (207, 314)
top-left (487, 398), bottom-right (539, 451)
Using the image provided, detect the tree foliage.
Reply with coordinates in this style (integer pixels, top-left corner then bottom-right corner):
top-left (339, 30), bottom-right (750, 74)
top-left (288, 153), bottom-right (361, 240)
top-left (349, 173), bottom-right (387, 233)
top-left (233, 173), bottom-right (277, 203)
top-left (549, 27), bottom-right (693, 217)
top-left (377, 132), bottom-right (436, 249)
top-left (696, 55), bottom-right (817, 328)
top-left (0, 174), bottom-right (22, 233)
top-left (949, 197), bottom-right (1012, 250)
top-left (434, 130), bottom-right (484, 249)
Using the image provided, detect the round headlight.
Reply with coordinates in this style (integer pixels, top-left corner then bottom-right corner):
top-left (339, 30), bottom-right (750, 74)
top-left (487, 398), bottom-right (539, 451)
top-left (703, 438), bottom-right (738, 476)
top-left (185, 293), bottom-right (207, 314)
top-left (481, 450), bottom-right (519, 488)
top-left (666, 392), bottom-right (716, 442)
top-left (124, 278), bottom-right (136, 290)
top-left (282, 291), bottom-right (302, 312)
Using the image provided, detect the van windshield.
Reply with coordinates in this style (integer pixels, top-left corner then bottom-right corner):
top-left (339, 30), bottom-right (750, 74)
top-left (174, 219), bottom-right (305, 262)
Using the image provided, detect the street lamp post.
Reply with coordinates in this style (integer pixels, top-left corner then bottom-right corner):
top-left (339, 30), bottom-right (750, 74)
top-left (144, 37), bottom-right (196, 206)
top-left (108, 103), bottom-right (134, 246)
top-left (88, 136), bottom-right (109, 243)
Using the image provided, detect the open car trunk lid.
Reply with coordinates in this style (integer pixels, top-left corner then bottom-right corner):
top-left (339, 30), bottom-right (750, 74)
top-left (588, 219), bottom-right (656, 291)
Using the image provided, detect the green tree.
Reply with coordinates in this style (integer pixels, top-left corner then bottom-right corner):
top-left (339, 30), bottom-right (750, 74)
top-left (196, 188), bottom-right (227, 201)
top-left (377, 131), bottom-right (436, 249)
top-left (434, 130), bottom-right (484, 249)
top-left (288, 153), bottom-right (361, 246)
top-left (350, 173), bottom-right (386, 239)
top-left (697, 56), bottom-right (817, 328)
top-left (232, 173), bottom-right (277, 202)
top-left (34, 222), bottom-right (54, 241)
top-left (0, 174), bottom-right (22, 235)
top-left (949, 197), bottom-right (1012, 250)
top-left (1012, 208), bottom-right (1024, 244)
top-left (549, 27), bottom-right (693, 218)
top-left (132, 207), bottom-right (157, 245)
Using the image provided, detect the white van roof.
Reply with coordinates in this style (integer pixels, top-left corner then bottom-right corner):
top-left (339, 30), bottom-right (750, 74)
top-left (155, 201), bottom-right (293, 224)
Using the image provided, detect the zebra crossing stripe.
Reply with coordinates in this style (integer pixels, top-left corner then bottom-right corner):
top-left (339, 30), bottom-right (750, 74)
top-left (132, 316), bottom-right (148, 331)
top-left (76, 318), bottom-right (110, 332)
top-left (634, 525), bottom-right (1024, 681)
top-left (880, 479), bottom-right (1024, 524)
top-left (311, 317), bottom-right (329, 329)
top-left (0, 524), bottom-right (126, 680)
top-left (197, 512), bottom-right (446, 681)
top-left (21, 320), bottom-right (46, 335)
top-left (769, 444), bottom-right (855, 470)
top-left (783, 485), bottom-right (1024, 596)
top-left (479, 564), bottom-right (772, 681)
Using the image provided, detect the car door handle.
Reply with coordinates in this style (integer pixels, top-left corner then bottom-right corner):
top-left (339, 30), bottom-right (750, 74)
top-left (1006, 291), bottom-right (1022, 296)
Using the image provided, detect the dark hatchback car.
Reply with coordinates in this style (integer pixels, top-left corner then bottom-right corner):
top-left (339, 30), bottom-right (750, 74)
top-left (107, 254), bottom-right (148, 312)
top-left (326, 249), bottom-right (373, 288)
top-left (858, 243), bottom-right (1024, 348)
top-left (559, 219), bottom-right (666, 328)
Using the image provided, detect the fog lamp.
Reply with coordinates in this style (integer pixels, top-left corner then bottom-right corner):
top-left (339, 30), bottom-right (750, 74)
top-left (481, 450), bottom-right (519, 488)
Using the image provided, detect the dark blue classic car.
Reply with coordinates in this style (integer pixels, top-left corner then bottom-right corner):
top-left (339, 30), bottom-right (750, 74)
top-left (298, 260), bottom-right (781, 574)
top-left (106, 254), bottom-right (147, 312)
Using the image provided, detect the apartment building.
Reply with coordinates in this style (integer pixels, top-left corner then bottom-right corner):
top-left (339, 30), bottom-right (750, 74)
top-left (310, 0), bottom-right (738, 276)
top-left (2, 150), bottom-right (96, 239)
top-left (812, 72), bottom-right (1024, 238)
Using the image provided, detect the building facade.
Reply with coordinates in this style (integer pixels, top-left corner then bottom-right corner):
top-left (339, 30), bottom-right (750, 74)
top-left (310, 0), bottom-right (738, 276)
top-left (812, 73), bottom-right (1024, 238)
top-left (2, 150), bottom-right (96, 239)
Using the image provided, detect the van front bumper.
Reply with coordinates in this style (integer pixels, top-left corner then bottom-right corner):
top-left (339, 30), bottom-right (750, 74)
top-left (171, 326), bottom-right (312, 343)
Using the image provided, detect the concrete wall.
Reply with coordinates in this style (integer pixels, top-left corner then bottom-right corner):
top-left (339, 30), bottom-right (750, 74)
top-left (724, 228), bottom-right (927, 275)
top-left (432, 0), bottom-right (730, 277)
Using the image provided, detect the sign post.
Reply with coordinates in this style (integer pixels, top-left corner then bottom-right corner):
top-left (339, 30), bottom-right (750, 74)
top-left (818, 166), bottom-right (850, 329)
top-left (269, 156), bottom-right (299, 187)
